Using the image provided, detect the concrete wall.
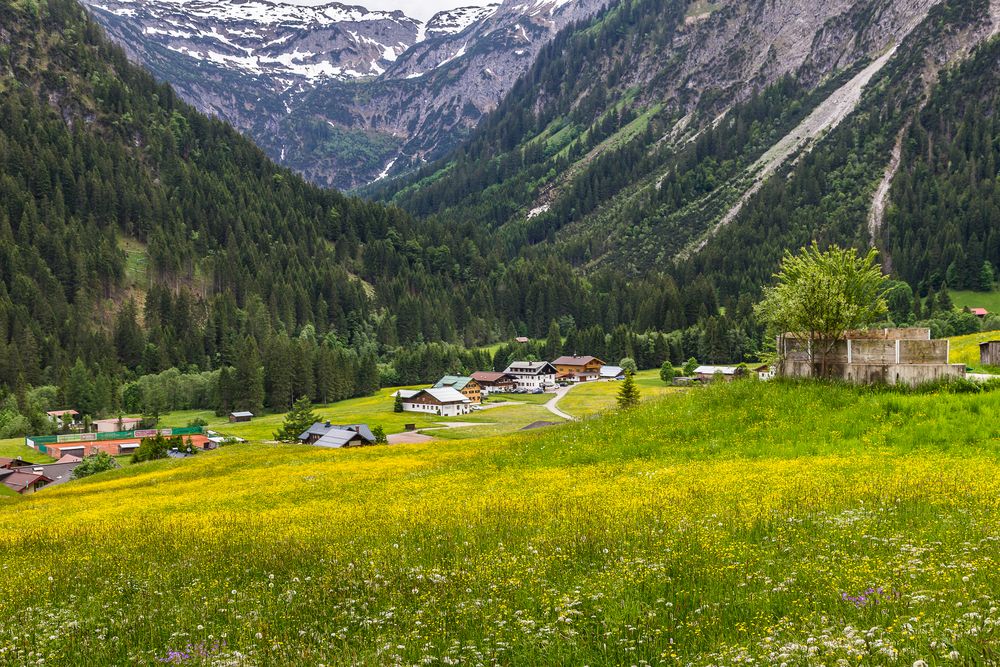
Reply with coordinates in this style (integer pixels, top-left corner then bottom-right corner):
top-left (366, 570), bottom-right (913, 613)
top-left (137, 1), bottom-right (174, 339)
top-left (780, 335), bottom-right (948, 366)
top-left (777, 329), bottom-right (963, 387)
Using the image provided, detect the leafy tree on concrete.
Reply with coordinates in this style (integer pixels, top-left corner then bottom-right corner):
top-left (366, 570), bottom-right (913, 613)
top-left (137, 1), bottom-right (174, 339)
top-left (71, 451), bottom-right (120, 479)
top-left (755, 244), bottom-right (888, 377)
top-left (619, 357), bottom-right (638, 374)
top-left (659, 361), bottom-right (676, 384)
top-left (682, 357), bottom-right (699, 376)
top-left (275, 396), bottom-right (319, 443)
top-left (372, 425), bottom-right (387, 444)
top-left (617, 371), bottom-right (641, 410)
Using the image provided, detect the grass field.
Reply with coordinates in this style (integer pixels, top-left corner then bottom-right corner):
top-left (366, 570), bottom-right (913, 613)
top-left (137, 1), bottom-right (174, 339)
top-left (4, 380), bottom-right (1000, 664)
top-left (148, 387), bottom-right (486, 441)
top-left (558, 369), bottom-right (677, 417)
top-left (0, 437), bottom-right (53, 463)
top-left (948, 329), bottom-right (1000, 369)
top-left (949, 288), bottom-right (1000, 313)
top-left (150, 388), bottom-right (567, 442)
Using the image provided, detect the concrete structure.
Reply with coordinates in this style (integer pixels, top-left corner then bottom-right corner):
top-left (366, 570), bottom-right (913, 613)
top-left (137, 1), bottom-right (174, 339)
top-left (93, 417), bottom-right (143, 433)
top-left (395, 388), bottom-right (472, 417)
top-left (981, 341), bottom-right (1000, 367)
top-left (470, 371), bottom-right (516, 395)
top-left (777, 328), bottom-right (966, 386)
top-left (503, 361), bottom-right (558, 390)
top-left (298, 422), bottom-right (376, 448)
top-left (433, 376), bottom-right (482, 403)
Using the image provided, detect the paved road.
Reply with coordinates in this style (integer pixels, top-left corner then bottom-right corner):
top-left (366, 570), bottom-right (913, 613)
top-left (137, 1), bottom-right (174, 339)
top-left (386, 421), bottom-right (493, 445)
top-left (544, 384), bottom-right (580, 421)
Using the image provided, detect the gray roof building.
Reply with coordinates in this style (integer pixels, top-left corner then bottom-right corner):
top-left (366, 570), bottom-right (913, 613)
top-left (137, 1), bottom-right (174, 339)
top-left (298, 422), bottom-right (376, 448)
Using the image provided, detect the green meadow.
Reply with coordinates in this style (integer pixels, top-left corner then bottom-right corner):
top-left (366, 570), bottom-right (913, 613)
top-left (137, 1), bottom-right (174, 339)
top-left (3, 380), bottom-right (1000, 665)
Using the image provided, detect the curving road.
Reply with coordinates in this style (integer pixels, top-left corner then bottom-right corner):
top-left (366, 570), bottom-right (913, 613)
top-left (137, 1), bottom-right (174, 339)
top-left (544, 384), bottom-right (581, 421)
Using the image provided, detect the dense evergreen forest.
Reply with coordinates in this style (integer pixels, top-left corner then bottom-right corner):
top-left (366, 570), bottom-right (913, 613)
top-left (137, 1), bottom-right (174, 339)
top-left (0, 0), bottom-right (997, 437)
top-left (375, 0), bottom-right (998, 306)
top-left (0, 0), bottom-right (746, 434)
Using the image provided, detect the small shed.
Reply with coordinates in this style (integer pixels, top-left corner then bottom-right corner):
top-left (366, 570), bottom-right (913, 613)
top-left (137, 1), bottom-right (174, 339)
top-left (981, 341), bottom-right (1000, 367)
top-left (229, 411), bottom-right (254, 423)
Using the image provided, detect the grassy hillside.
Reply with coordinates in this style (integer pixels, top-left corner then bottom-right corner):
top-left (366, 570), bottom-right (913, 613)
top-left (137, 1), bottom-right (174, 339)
top-left (949, 330), bottom-right (1000, 369)
top-left (148, 388), bottom-right (565, 441)
top-left (949, 289), bottom-right (1000, 314)
top-left (558, 369), bottom-right (677, 417)
top-left (3, 381), bottom-right (1000, 664)
top-left (0, 437), bottom-right (53, 462)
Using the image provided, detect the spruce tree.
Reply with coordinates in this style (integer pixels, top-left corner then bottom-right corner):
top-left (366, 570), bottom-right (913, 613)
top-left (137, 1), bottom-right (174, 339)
top-left (274, 396), bottom-right (319, 443)
top-left (617, 370), bottom-right (640, 410)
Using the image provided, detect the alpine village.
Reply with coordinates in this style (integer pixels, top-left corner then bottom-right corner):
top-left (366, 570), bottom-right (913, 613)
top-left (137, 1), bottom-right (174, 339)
top-left (2, 0), bottom-right (1000, 664)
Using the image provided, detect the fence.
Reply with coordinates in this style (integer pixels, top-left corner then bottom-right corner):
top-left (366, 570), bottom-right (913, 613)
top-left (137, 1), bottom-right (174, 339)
top-left (26, 426), bottom-right (204, 451)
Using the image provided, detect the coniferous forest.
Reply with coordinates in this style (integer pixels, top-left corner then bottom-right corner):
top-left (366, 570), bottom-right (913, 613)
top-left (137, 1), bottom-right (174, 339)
top-left (1, 0), bottom-right (998, 437)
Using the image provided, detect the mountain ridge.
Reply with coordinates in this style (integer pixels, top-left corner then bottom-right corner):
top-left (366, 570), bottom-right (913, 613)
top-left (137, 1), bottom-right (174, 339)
top-left (80, 0), bottom-right (606, 188)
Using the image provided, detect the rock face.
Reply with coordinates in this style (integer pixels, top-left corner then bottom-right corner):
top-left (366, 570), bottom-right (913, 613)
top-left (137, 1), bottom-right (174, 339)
top-left (81, 0), bottom-right (607, 188)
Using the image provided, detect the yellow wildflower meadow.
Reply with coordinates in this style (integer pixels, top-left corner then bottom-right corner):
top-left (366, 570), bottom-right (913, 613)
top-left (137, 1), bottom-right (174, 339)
top-left (1, 380), bottom-right (1000, 665)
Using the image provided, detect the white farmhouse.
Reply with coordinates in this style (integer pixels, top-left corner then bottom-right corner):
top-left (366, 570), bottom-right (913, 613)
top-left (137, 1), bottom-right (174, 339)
top-left (395, 387), bottom-right (472, 417)
top-left (503, 361), bottom-right (558, 390)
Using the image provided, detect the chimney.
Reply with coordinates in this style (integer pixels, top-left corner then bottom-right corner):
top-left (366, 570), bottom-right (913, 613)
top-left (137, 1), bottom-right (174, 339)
top-left (352, 426), bottom-right (360, 433)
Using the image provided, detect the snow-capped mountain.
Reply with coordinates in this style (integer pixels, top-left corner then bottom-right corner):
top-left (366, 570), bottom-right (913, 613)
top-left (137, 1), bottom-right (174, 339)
top-left (80, 0), bottom-right (606, 188)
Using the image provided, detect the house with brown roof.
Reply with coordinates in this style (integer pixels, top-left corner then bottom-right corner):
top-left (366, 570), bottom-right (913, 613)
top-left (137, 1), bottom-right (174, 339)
top-left (0, 457), bottom-right (32, 471)
top-left (552, 355), bottom-right (606, 382)
top-left (503, 361), bottom-right (558, 390)
top-left (0, 469), bottom-right (52, 495)
top-left (46, 409), bottom-right (79, 430)
top-left (470, 371), bottom-right (516, 395)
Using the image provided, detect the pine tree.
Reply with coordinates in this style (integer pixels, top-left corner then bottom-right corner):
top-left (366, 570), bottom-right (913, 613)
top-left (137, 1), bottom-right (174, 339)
top-left (544, 320), bottom-right (562, 361)
top-left (232, 336), bottom-right (264, 415)
top-left (65, 358), bottom-right (97, 418)
top-left (274, 395), bottom-right (319, 443)
top-left (616, 370), bottom-right (640, 410)
top-left (393, 393), bottom-right (404, 413)
top-left (980, 261), bottom-right (996, 291)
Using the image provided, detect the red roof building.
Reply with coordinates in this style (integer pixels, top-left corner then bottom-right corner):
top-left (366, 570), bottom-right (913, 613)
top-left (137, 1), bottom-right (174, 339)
top-left (44, 435), bottom-right (213, 459)
top-left (0, 470), bottom-right (52, 495)
top-left (971, 308), bottom-right (989, 317)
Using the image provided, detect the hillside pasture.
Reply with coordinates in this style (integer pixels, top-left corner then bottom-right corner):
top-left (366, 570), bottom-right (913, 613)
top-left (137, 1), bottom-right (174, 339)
top-left (3, 381), bottom-right (1000, 664)
top-left (558, 369), bottom-right (678, 417)
top-left (948, 330), bottom-right (1000, 369)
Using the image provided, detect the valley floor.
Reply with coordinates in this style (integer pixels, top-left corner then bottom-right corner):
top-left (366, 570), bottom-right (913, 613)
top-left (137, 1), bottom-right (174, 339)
top-left (2, 380), bottom-right (1000, 665)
